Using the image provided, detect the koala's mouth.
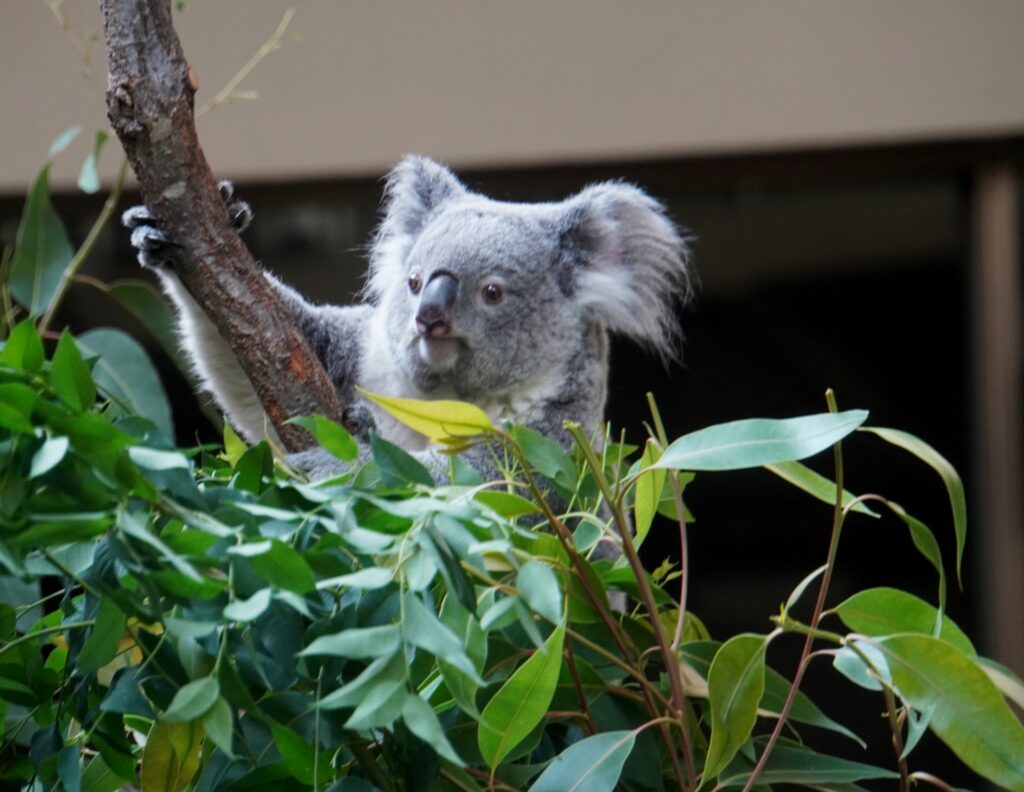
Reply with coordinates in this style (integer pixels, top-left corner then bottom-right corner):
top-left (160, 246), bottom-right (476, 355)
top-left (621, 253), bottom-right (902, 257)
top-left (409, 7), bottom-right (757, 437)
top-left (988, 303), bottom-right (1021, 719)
top-left (417, 335), bottom-right (463, 370)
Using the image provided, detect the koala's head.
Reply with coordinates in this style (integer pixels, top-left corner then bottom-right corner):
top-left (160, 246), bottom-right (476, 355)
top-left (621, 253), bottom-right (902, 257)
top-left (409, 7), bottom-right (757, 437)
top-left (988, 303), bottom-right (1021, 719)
top-left (366, 156), bottom-right (692, 400)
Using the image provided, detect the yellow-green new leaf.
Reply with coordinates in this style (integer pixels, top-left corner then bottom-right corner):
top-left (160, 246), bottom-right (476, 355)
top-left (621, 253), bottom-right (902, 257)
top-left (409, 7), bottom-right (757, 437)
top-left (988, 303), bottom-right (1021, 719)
top-left (358, 388), bottom-right (493, 444)
top-left (140, 721), bottom-right (203, 792)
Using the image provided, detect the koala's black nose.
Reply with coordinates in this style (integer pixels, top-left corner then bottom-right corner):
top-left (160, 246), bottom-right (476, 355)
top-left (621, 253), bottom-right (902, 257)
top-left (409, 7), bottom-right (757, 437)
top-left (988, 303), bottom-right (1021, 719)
top-left (415, 272), bottom-right (458, 337)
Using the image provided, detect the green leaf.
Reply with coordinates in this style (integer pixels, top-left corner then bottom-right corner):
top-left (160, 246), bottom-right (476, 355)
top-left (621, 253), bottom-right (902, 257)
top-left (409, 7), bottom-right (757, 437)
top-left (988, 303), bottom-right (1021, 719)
top-left (140, 720), bottom-right (204, 792)
top-left (49, 126), bottom-right (81, 156)
top-left (300, 624), bottom-right (401, 659)
top-left (29, 435), bottom-right (69, 478)
top-left (884, 501), bottom-right (948, 611)
top-left (832, 643), bottom-right (889, 691)
top-left (288, 414), bottom-right (358, 461)
top-left (834, 587), bottom-right (975, 655)
top-left (222, 588), bottom-right (272, 622)
top-left (128, 446), bottom-right (190, 471)
top-left (402, 593), bottom-right (480, 680)
top-left (977, 657), bottom-right (1024, 713)
top-left (103, 280), bottom-right (189, 374)
top-left (9, 162), bottom-right (73, 317)
top-left (718, 743), bottom-right (898, 788)
top-left (80, 755), bottom-right (125, 792)
top-left (318, 651), bottom-right (405, 711)
top-left (77, 328), bottom-right (174, 440)
top-left (0, 382), bottom-right (39, 433)
top-left (316, 567), bottom-right (393, 591)
top-left (473, 490), bottom-right (540, 517)
top-left (51, 330), bottom-right (96, 412)
top-left (271, 724), bottom-right (331, 786)
top-left (862, 427), bottom-right (967, 586)
top-left (119, 509), bottom-right (201, 581)
top-left (764, 460), bottom-right (879, 516)
top-left (201, 697), bottom-right (234, 759)
top-left (874, 634), bottom-right (1024, 790)
top-left (233, 442), bottom-right (272, 493)
top-left (77, 597), bottom-right (126, 673)
top-left (529, 730), bottom-right (636, 792)
top-left (0, 319), bottom-right (45, 372)
top-left (401, 693), bottom-right (463, 765)
top-left (370, 434), bottom-right (435, 487)
top-left (58, 745), bottom-right (81, 792)
top-left (359, 387), bottom-right (493, 443)
top-left (245, 538), bottom-right (316, 595)
top-left (438, 595), bottom-right (487, 717)
top-left (634, 440), bottom-right (667, 548)
top-left (655, 410), bottom-right (868, 471)
top-left (478, 622), bottom-right (565, 767)
top-left (784, 564), bottom-right (826, 614)
top-left (516, 560), bottom-right (562, 625)
top-left (163, 676), bottom-right (219, 723)
top-left (77, 130), bottom-right (108, 194)
top-left (704, 633), bottom-right (768, 781)
top-left (511, 426), bottom-right (577, 492)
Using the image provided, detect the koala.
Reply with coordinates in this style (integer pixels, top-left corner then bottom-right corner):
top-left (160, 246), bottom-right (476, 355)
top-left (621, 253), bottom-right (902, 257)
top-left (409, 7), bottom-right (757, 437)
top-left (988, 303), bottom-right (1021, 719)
top-left (123, 156), bottom-right (691, 483)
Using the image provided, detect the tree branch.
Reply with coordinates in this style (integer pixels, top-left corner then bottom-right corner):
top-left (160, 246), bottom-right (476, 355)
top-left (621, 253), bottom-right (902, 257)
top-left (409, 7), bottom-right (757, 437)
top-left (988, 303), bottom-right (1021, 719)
top-left (99, 0), bottom-right (344, 451)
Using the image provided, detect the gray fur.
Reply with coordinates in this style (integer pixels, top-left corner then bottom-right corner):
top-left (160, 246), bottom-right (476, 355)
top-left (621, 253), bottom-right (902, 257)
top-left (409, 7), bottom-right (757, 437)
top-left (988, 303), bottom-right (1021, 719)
top-left (124, 156), bottom-right (691, 481)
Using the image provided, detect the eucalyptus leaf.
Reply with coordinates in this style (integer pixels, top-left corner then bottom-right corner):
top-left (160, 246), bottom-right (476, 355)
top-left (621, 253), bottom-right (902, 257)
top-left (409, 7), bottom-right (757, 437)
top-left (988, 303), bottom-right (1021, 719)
top-left (10, 163), bottom-right (73, 317)
top-left (875, 634), bottom-right (1024, 789)
top-left (655, 410), bottom-right (868, 471)
top-left (861, 427), bottom-right (967, 586)
top-left (478, 623), bottom-right (564, 767)
top-left (77, 328), bottom-right (174, 440)
top-left (162, 676), bottom-right (219, 723)
top-left (51, 331), bottom-right (96, 412)
top-left (834, 587), bottom-right (974, 654)
top-left (529, 730), bottom-right (635, 792)
top-left (704, 633), bottom-right (769, 781)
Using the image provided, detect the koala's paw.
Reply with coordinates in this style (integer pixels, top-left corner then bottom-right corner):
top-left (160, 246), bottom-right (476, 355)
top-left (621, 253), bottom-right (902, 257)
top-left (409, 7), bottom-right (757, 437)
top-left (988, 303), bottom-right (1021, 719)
top-left (218, 180), bottom-right (253, 233)
top-left (122, 205), bottom-right (178, 270)
top-left (342, 403), bottom-right (377, 443)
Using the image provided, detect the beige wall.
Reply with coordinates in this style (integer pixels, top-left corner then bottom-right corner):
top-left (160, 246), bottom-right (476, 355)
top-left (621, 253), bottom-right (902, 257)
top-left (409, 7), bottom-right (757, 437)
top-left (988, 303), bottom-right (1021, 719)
top-left (3, 0), bottom-right (1024, 192)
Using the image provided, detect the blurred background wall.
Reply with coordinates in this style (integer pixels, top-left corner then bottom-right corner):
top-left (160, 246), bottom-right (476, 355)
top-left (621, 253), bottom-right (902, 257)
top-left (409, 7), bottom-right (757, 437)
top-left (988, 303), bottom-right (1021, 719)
top-left (2, 2), bottom-right (1022, 782)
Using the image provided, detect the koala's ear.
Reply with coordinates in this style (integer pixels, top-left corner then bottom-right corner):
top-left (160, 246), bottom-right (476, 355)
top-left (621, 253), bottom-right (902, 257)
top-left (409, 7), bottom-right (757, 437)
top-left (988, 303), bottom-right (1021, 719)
top-left (564, 182), bottom-right (693, 363)
top-left (382, 155), bottom-right (466, 237)
top-left (366, 156), bottom-right (467, 302)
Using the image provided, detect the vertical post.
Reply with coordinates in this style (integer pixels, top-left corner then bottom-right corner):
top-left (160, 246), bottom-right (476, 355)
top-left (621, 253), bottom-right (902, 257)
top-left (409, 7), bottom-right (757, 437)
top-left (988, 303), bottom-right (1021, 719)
top-left (972, 164), bottom-right (1024, 677)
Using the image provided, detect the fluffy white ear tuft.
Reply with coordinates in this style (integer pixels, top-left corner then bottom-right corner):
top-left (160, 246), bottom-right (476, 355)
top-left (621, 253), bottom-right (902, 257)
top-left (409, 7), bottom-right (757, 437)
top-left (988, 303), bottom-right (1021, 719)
top-left (565, 182), bottom-right (693, 363)
top-left (366, 156), bottom-right (467, 302)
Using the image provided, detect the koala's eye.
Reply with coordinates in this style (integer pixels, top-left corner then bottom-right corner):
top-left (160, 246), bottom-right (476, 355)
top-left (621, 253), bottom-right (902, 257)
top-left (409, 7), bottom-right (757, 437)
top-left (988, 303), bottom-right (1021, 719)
top-left (407, 271), bottom-right (423, 295)
top-left (481, 281), bottom-right (505, 305)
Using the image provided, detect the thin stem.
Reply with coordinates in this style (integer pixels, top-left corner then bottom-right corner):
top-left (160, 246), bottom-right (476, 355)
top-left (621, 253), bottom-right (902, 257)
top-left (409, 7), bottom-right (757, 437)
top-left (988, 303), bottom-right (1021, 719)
top-left (565, 421), bottom-right (697, 789)
top-left (743, 388), bottom-right (846, 792)
top-left (1, 620), bottom-right (95, 654)
top-left (908, 772), bottom-right (957, 791)
top-left (645, 393), bottom-right (694, 651)
top-left (38, 158), bottom-right (130, 334)
top-left (348, 739), bottom-right (394, 792)
top-left (0, 246), bottom-right (15, 336)
top-left (195, 8), bottom-right (297, 117)
top-left (883, 686), bottom-right (910, 792)
top-left (565, 635), bottom-right (597, 735)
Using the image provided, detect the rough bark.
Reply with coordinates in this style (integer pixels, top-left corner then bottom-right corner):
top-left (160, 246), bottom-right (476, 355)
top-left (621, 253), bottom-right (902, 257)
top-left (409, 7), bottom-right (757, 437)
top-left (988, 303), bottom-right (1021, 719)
top-left (99, 0), bottom-right (344, 451)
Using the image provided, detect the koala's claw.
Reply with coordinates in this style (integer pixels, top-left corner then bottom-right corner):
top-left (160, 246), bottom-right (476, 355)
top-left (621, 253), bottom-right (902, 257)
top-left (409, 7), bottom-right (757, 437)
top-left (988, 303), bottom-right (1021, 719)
top-left (123, 206), bottom-right (177, 269)
top-left (218, 180), bottom-right (253, 233)
top-left (342, 403), bottom-right (377, 442)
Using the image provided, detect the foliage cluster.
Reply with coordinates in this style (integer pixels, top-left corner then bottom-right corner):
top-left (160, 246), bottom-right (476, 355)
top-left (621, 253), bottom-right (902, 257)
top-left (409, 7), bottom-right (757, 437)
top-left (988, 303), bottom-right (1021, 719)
top-left (2, 132), bottom-right (1024, 792)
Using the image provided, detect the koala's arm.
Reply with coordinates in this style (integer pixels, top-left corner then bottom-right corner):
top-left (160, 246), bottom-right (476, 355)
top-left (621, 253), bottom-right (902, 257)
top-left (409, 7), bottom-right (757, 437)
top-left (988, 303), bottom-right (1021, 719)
top-left (157, 269), bottom-right (372, 445)
top-left (124, 190), bottom-right (370, 445)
